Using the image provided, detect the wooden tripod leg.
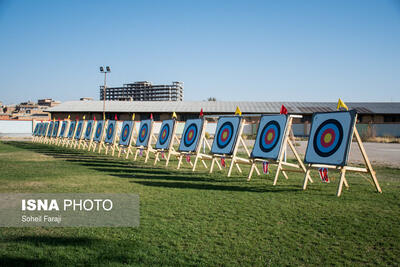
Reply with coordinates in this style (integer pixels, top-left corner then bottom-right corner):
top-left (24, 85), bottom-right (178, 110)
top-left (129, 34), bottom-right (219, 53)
top-left (144, 149), bottom-right (150, 163)
top-left (282, 171), bottom-right (289, 180)
top-left (254, 165), bottom-right (261, 176)
top-left (177, 155), bottom-right (183, 169)
top-left (337, 167), bottom-right (347, 197)
top-left (288, 139), bottom-right (313, 183)
top-left (154, 152), bottom-right (159, 165)
top-left (247, 162), bottom-right (255, 181)
top-left (303, 164), bottom-right (312, 190)
top-left (209, 158), bottom-right (215, 174)
top-left (192, 155), bottom-right (200, 171)
top-left (134, 149), bottom-right (138, 161)
top-left (273, 161), bottom-right (283, 186)
top-left (165, 152), bottom-right (171, 167)
top-left (227, 159), bottom-right (235, 177)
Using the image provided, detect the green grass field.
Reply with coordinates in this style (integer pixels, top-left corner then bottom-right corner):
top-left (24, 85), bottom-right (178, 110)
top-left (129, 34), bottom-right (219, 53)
top-left (0, 141), bottom-right (399, 266)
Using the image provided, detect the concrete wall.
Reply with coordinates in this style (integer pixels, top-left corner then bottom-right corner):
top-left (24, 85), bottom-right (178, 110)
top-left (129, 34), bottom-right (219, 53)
top-left (0, 120), bottom-right (33, 137)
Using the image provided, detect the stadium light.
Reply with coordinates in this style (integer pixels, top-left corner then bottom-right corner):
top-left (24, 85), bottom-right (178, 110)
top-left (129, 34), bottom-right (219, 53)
top-left (99, 66), bottom-right (111, 120)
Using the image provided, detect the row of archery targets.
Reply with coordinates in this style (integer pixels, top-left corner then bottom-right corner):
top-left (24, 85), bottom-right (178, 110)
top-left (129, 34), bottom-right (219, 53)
top-left (32, 109), bottom-right (382, 197)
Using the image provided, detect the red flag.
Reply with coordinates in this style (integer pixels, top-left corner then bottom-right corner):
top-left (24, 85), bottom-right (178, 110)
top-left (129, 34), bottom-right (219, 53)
top-left (280, 105), bottom-right (288, 115)
top-left (199, 108), bottom-right (204, 117)
top-left (76, 116), bottom-right (79, 121)
top-left (221, 157), bottom-right (226, 168)
top-left (114, 114), bottom-right (118, 120)
top-left (150, 113), bottom-right (153, 120)
top-left (186, 154), bottom-right (191, 163)
top-left (263, 161), bottom-right (269, 174)
top-left (318, 168), bottom-right (329, 183)
top-left (94, 115), bottom-right (96, 121)
top-left (161, 152), bottom-right (165, 159)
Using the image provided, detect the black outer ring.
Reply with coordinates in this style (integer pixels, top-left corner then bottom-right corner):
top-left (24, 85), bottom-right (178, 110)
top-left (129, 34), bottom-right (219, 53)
top-left (121, 125), bottom-right (130, 142)
top-left (183, 123), bottom-right (198, 147)
top-left (95, 123), bottom-right (102, 138)
top-left (259, 121), bottom-right (281, 153)
top-left (216, 122), bottom-right (234, 149)
top-left (159, 124), bottom-right (170, 145)
top-left (313, 119), bottom-right (343, 157)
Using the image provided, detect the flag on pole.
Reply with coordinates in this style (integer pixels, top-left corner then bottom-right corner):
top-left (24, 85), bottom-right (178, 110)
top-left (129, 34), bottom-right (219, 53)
top-left (262, 161), bottom-right (269, 174)
top-left (67, 115), bottom-right (70, 120)
top-left (114, 114), bottom-right (118, 121)
top-left (318, 168), bottom-right (329, 183)
top-left (235, 106), bottom-right (242, 116)
top-left (150, 113), bottom-right (153, 120)
top-left (199, 108), bottom-right (204, 118)
top-left (94, 115), bottom-right (96, 121)
top-left (131, 113), bottom-right (135, 121)
top-left (337, 98), bottom-right (348, 111)
top-left (280, 105), bottom-right (288, 115)
top-left (83, 115), bottom-right (86, 120)
top-left (76, 116), bottom-right (79, 121)
top-left (221, 157), bottom-right (226, 168)
top-left (172, 112), bottom-right (177, 119)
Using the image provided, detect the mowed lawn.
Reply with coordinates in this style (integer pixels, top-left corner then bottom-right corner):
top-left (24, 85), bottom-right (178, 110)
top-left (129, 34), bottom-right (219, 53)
top-left (0, 141), bottom-right (399, 266)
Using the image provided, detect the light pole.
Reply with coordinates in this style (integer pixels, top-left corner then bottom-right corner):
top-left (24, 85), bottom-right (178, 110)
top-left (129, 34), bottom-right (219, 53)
top-left (100, 66), bottom-right (111, 120)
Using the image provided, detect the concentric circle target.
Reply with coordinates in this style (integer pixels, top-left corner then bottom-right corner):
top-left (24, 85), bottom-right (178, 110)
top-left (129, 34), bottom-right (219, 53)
top-left (313, 119), bottom-right (343, 157)
top-left (61, 124), bottom-right (66, 135)
top-left (139, 124), bottom-right (148, 143)
top-left (95, 123), bottom-right (102, 138)
top-left (107, 124), bottom-right (114, 139)
top-left (159, 124), bottom-right (170, 145)
top-left (259, 121), bottom-right (281, 152)
top-left (121, 124), bottom-right (130, 142)
top-left (76, 123), bottom-right (82, 135)
top-left (86, 122), bottom-right (92, 136)
top-left (183, 123), bottom-right (198, 147)
top-left (216, 122), bottom-right (234, 149)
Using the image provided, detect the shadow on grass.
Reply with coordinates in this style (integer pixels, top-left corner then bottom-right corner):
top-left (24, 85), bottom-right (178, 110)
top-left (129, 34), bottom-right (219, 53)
top-left (0, 256), bottom-right (48, 267)
top-left (4, 141), bottom-right (302, 193)
top-left (4, 235), bottom-right (100, 246)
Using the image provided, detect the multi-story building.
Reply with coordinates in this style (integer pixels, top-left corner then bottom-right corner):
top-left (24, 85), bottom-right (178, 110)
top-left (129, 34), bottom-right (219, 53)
top-left (100, 81), bottom-right (184, 101)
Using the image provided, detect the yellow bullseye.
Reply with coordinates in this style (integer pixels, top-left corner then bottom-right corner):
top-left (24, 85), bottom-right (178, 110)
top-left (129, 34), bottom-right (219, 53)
top-left (188, 132), bottom-right (193, 139)
top-left (267, 132), bottom-right (273, 141)
top-left (324, 133), bottom-right (332, 143)
top-left (222, 132), bottom-right (228, 139)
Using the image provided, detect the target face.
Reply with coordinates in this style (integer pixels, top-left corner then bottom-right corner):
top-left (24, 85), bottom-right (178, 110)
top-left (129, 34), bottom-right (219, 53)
top-left (33, 124), bottom-right (39, 136)
top-left (104, 120), bottom-right (116, 144)
top-left (47, 122), bottom-right (54, 137)
top-left (136, 119), bottom-right (152, 147)
top-left (67, 121), bottom-right (76, 138)
top-left (43, 123), bottom-right (49, 136)
top-left (74, 121), bottom-right (84, 140)
top-left (84, 120), bottom-right (94, 140)
top-left (52, 121), bottom-right (60, 137)
top-left (155, 120), bottom-right (175, 150)
top-left (93, 121), bottom-right (104, 142)
top-left (178, 119), bottom-right (204, 152)
top-left (251, 115), bottom-right (288, 160)
top-left (38, 123), bottom-right (43, 136)
top-left (119, 121), bottom-right (134, 146)
top-left (305, 110), bottom-right (356, 166)
top-left (59, 121), bottom-right (68, 137)
top-left (211, 116), bottom-right (242, 155)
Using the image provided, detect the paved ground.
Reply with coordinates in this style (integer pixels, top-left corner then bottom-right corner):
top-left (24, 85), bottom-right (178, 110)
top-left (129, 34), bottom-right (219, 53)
top-left (241, 140), bottom-right (400, 168)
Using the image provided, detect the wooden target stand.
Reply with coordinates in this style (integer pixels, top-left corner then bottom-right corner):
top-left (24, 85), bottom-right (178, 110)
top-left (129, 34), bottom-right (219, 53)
top-left (302, 114), bottom-right (382, 197)
top-left (103, 122), bottom-right (121, 156)
top-left (177, 120), bottom-right (216, 171)
top-left (245, 115), bottom-right (312, 185)
top-left (134, 121), bottom-right (157, 163)
top-left (63, 122), bottom-right (78, 148)
top-left (50, 122), bottom-right (61, 145)
top-left (73, 121), bottom-right (88, 149)
top-left (80, 121), bottom-right (97, 150)
top-left (117, 123), bottom-right (138, 159)
top-left (92, 120), bottom-right (108, 153)
top-left (153, 122), bottom-right (181, 167)
top-left (55, 121), bottom-right (69, 146)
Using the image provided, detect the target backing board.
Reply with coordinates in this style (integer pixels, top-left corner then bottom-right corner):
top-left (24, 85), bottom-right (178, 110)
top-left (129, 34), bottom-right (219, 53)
top-left (43, 123), bottom-right (49, 136)
top-left (305, 110), bottom-right (356, 166)
top-left (84, 120), bottom-right (94, 140)
top-left (251, 115), bottom-right (288, 160)
top-left (93, 121), bottom-right (105, 142)
top-left (155, 119), bottom-right (175, 150)
top-left (119, 121), bottom-right (134, 146)
top-left (136, 119), bottom-right (152, 147)
top-left (74, 121), bottom-right (84, 140)
top-left (52, 121), bottom-right (60, 137)
top-left (33, 123), bottom-right (39, 136)
top-left (38, 123), bottom-right (43, 136)
top-left (104, 120), bottom-right (117, 144)
top-left (178, 119), bottom-right (204, 152)
top-left (67, 121), bottom-right (76, 138)
top-left (47, 122), bottom-right (54, 137)
top-left (211, 116), bottom-right (242, 155)
top-left (59, 121), bottom-right (68, 137)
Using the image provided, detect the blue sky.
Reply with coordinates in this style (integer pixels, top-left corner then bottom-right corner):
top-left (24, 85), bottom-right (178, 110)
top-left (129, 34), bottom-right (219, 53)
top-left (0, 0), bottom-right (399, 104)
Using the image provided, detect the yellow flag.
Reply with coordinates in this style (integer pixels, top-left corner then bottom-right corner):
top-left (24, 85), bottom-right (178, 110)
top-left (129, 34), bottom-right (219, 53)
top-left (172, 112), bottom-right (177, 119)
top-left (67, 115), bottom-right (70, 120)
top-left (83, 115), bottom-right (86, 120)
top-left (131, 113), bottom-right (135, 121)
top-left (337, 98), bottom-right (348, 111)
top-left (235, 106), bottom-right (242, 116)
top-left (53, 117), bottom-right (55, 122)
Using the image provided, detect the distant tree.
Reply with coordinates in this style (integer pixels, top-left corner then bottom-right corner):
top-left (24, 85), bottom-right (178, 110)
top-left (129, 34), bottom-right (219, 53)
top-left (207, 97), bottom-right (217, 101)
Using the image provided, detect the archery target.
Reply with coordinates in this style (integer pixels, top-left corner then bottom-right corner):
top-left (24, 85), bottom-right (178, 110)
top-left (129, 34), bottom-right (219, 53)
top-left (74, 121), bottom-right (84, 140)
top-left (155, 119), bottom-right (175, 150)
top-left (67, 121), bottom-right (76, 138)
top-left (251, 115), bottom-right (288, 160)
top-left (178, 119), bottom-right (204, 152)
top-left (119, 121), bottom-right (134, 146)
top-left (59, 121), bottom-right (68, 137)
top-left (47, 122), bottom-right (54, 137)
top-left (33, 124), bottom-right (39, 136)
top-left (52, 121), bottom-right (60, 137)
top-left (136, 119), bottom-right (152, 147)
top-left (84, 120), bottom-right (94, 140)
top-left (104, 120), bottom-right (117, 144)
top-left (93, 121), bottom-right (104, 142)
top-left (43, 123), bottom-right (49, 136)
top-left (37, 123), bottom-right (43, 136)
top-left (305, 110), bottom-right (357, 166)
top-left (211, 116), bottom-right (242, 155)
